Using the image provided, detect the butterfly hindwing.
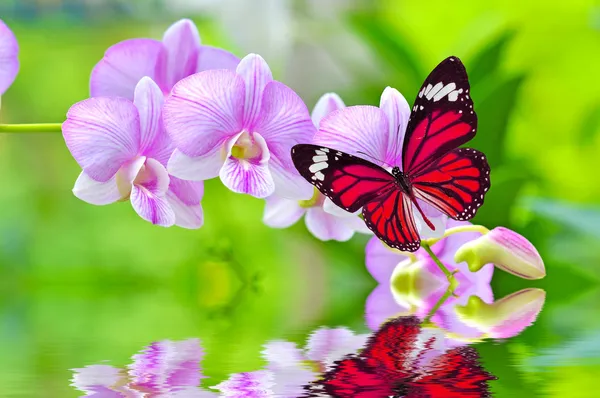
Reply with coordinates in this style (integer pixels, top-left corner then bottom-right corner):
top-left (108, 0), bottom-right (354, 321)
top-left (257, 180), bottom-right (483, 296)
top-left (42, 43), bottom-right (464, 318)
top-left (410, 147), bottom-right (490, 221)
top-left (402, 56), bottom-right (477, 177)
top-left (291, 144), bottom-right (396, 213)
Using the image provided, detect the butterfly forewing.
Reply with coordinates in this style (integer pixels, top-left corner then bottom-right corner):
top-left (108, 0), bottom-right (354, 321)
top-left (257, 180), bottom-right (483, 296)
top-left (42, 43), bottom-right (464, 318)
top-left (402, 56), bottom-right (477, 176)
top-left (291, 144), bottom-right (396, 213)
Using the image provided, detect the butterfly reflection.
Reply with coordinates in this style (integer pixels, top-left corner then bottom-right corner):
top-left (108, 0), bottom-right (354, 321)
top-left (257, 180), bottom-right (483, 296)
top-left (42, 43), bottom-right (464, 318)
top-left (305, 316), bottom-right (496, 398)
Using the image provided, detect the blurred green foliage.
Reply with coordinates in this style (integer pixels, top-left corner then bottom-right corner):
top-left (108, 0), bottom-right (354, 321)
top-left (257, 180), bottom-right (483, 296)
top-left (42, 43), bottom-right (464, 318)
top-left (1, 0), bottom-right (600, 396)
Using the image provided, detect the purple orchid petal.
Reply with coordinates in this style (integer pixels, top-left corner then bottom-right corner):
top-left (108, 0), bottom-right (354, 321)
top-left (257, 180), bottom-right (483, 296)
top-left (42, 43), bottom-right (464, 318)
top-left (365, 284), bottom-right (411, 330)
top-left (197, 45), bottom-right (240, 72)
top-left (71, 365), bottom-right (127, 397)
top-left (63, 97), bottom-right (140, 182)
top-left (170, 387), bottom-right (219, 397)
top-left (212, 371), bottom-right (275, 398)
top-left (311, 92), bottom-right (345, 127)
top-left (73, 172), bottom-right (122, 205)
top-left (379, 87), bottom-right (410, 166)
top-left (305, 207), bottom-right (355, 241)
top-left (315, 106), bottom-right (390, 167)
top-left (365, 236), bottom-right (408, 284)
top-left (115, 156), bottom-right (147, 198)
top-left (263, 195), bottom-right (306, 228)
top-left (130, 158), bottom-right (175, 226)
top-left (236, 54), bottom-right (273, 128)
top-left (253, 80), bottom-right (316, 200)
top-left (90, 38), bottom-right (164, 99)
top-left (219, 132), bottom-right (274, 198)
top-left (341, 215), bottom-right (373, 234)
top-left (167, 177), bottom-right (204, 229)
top-left (133, 77), bottom-right (170, 157)
top-left (164, 69), bottom-right (244, 157)
top-left (159, 19), bottom-right (201, 90)
top-left (322, 197), bottom-right (357, 218)
top-left (129, 339), bottom-right (204, 392)
top-left (262, 341), bottom-right (305, 367)
top-left (0, 19), bottom-right (19, 95)
top-left (413, 202), bottom-right (448, 240)
top-left (167, 148), bottom-right (224, 181)
top-left (306, 328), bottom-right (369, 365)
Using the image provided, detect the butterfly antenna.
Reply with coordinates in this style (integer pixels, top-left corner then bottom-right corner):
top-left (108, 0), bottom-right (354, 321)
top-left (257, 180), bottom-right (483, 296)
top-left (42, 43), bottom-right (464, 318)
top-left (356, 151), bottom-right (394, 168)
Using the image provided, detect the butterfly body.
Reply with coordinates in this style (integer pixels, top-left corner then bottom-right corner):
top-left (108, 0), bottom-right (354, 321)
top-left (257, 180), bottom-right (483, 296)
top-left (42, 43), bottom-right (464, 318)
top-left (292, 56), bottom-right (490, 251)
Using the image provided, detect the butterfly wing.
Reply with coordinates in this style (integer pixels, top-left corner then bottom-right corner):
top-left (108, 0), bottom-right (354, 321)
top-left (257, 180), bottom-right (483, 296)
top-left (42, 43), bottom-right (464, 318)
top-left (402, 56), bottom-right (477, 177)
top-left (410, 147), bottom-right (490, 221)
top-left (305, 357), bottom-right (394, 398)
top-left (291, 144), bottom-right (396, 213)
top-left (406, 346), bottom-right (496, 398)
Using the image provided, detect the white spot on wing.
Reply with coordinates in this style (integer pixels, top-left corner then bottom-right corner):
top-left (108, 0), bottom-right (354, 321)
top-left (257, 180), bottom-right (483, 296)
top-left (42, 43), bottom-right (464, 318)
top-left (309, 162), bottom-right (328, 173)
top-left (312, 155), bottom-right (327, 162)
top-left (315, 171), bottom-right (325, 181)
top-left (426, 82), bottom-right (444, 99)
top-left (448, 88), bottom-right (464, 102)
top-left (432, 82), bottom-right (456, 101)
top-left (423, 84), bottom-right (433, 96)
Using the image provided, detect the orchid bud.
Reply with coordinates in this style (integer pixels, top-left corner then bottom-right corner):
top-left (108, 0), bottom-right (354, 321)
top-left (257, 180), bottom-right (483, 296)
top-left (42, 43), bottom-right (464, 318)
top-left (454, 288), bottom-right (546, 339)
top-left (454, 227), bottom-right (545, 280)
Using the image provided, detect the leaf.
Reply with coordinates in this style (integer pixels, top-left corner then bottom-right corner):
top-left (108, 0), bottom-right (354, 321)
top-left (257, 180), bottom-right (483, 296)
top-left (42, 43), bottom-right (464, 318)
top-left (469, 74), bottom-right (526, 168)
top-left (468, 30), bottom-right (516, 86)
top-left (522, 197), bottom-right (600, 239)
top-left (578, 102), bottom-right (600, 147)
top-left (347, 11), bottom-right (423, 95)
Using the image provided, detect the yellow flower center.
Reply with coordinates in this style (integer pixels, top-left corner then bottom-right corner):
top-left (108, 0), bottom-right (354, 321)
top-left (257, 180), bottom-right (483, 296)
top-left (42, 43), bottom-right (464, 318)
top-left (230, 131), bottom-right (262, 160)
top-left (298, 187), bottom-right (321, 208)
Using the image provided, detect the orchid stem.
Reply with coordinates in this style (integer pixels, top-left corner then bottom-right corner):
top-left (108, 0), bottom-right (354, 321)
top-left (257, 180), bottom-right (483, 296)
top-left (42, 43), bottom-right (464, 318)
top-left (423, 224), bottom-right (490, 246)
top-left (423, 285), bottom-right (454, 324)
top-left (421, 241), bottom-right (453, 279)
top-left (0, 123), bottom-right (62, 133)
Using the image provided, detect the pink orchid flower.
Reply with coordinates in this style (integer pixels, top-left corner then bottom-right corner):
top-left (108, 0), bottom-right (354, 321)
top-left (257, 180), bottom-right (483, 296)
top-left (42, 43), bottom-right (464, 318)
top-left (63, 77), bottom-right (204, 228)
top-left (163, 54), bottom-right (316, 199)
top-left (365, 219), bottom-right (495, 345)
top-left (263, 93), bottom-right (372, 241)
top-left (90, 19), bottom-right (239, 99)
top-left (71, 339), bottom-right (213, 397)
top-left (0, 19), bottom-right (19, 97)
top-left (313, 86), bottom-right (449, 238)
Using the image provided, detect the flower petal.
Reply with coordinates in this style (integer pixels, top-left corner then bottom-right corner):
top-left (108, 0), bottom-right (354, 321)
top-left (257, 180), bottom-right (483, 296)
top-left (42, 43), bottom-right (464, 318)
top-left (63, 97), bottom-right (140, 182)
top-left (212, 370), bottom-right (275, 397)
top-left (365, 284), bottom-right (411, 330)
top-left (130, 159), bottom-right (175, 227)
top-left (305, 207), bottom-right (355, 241)
top-left (220, 133), bottom-right (274, 198)
top-left (90, 38), bottom-right (164, 99)
top-left (236, 54), bottom-right (273, 128)
top-left (315, 106), bottom-right (389, 167)
top-left (197, 45), bottom-right (240, 72)
top-left (263, 195), bottom-right (305, 228)
top-left (311, 92), bottom-right (345, 128)
top-left (164, 69), bottom-right (244, 157)
top-left (413, 201), bottom-right (448, 240)
top-left (365, 236), bottom-right (408, 284)
top-left (167, 148), bottom-right (223, 181)
top-left (0, 19), bottom-right (19, 95)
top-left (133, 76), bottom-right (171, 158)
top-left (269, 160), bottom-right (314, 200)
top-left (379, 87), bottom-right (410, 166)
top-left (262, 341), bottom-right (305, 367)
top-left (160, 19), bottom-right (201, 90)
top-left (322, 197), bottom-right (357, 218)
top-left (73, 171), bottom-right (122, 205)
top-left (340, 214), bottom-right (373, 234)
top-left (167, 177), bottom-right (204, 229)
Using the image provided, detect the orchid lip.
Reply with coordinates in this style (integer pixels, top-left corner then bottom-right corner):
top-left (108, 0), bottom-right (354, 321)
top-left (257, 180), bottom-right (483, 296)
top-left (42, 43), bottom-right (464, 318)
top-left (229, 131), bottom-right (263, 160)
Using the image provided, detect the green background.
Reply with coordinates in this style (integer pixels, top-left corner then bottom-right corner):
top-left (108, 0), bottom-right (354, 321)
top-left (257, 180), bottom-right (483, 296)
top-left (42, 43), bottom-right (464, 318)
top-left (0, 0), bottom-right (599, 396)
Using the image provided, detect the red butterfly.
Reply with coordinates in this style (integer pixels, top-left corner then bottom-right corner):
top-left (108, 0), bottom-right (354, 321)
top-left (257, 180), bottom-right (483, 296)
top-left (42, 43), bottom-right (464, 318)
top-left (291, 56), bottom-right (490, 251)
top-left (305, 316), bottom-right (496, 397)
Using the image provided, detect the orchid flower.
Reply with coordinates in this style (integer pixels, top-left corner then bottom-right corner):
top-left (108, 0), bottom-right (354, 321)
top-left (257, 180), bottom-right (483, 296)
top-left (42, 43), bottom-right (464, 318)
top-left (91, 19), bottom-right (239, 99)
top-left (63, 77), bottom-right (204, 228)
top-left (164, 54), bottom-right (316, 199)
top-left (263, 93), bottom-right (372, 240)
top-left (0, 19), bottom-right (19, 101)
top-left (312, 86), bottom-right (448, 238)
top-left (71, 339), bottom-right (214, 397)
top-left (455, 226), bottom-right (546, 279)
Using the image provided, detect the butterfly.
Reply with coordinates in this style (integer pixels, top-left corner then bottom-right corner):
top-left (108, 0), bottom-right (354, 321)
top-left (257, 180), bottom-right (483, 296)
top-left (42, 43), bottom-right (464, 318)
top-left (304, 316), bottom-right (496, 397)
top-left (291, 56), bottom-right (490, 251)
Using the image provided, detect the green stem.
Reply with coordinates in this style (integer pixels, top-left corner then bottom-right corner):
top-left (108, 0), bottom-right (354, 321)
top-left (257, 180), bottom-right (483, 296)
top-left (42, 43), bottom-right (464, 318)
top-left (0, 123), bottom-right (62, 133)
top-left (423, 284), bottom-right (454, 323)
top-left (421, 241), bottom-right (453, 279)
top-left (423, 224), bottom-right (490, 246)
